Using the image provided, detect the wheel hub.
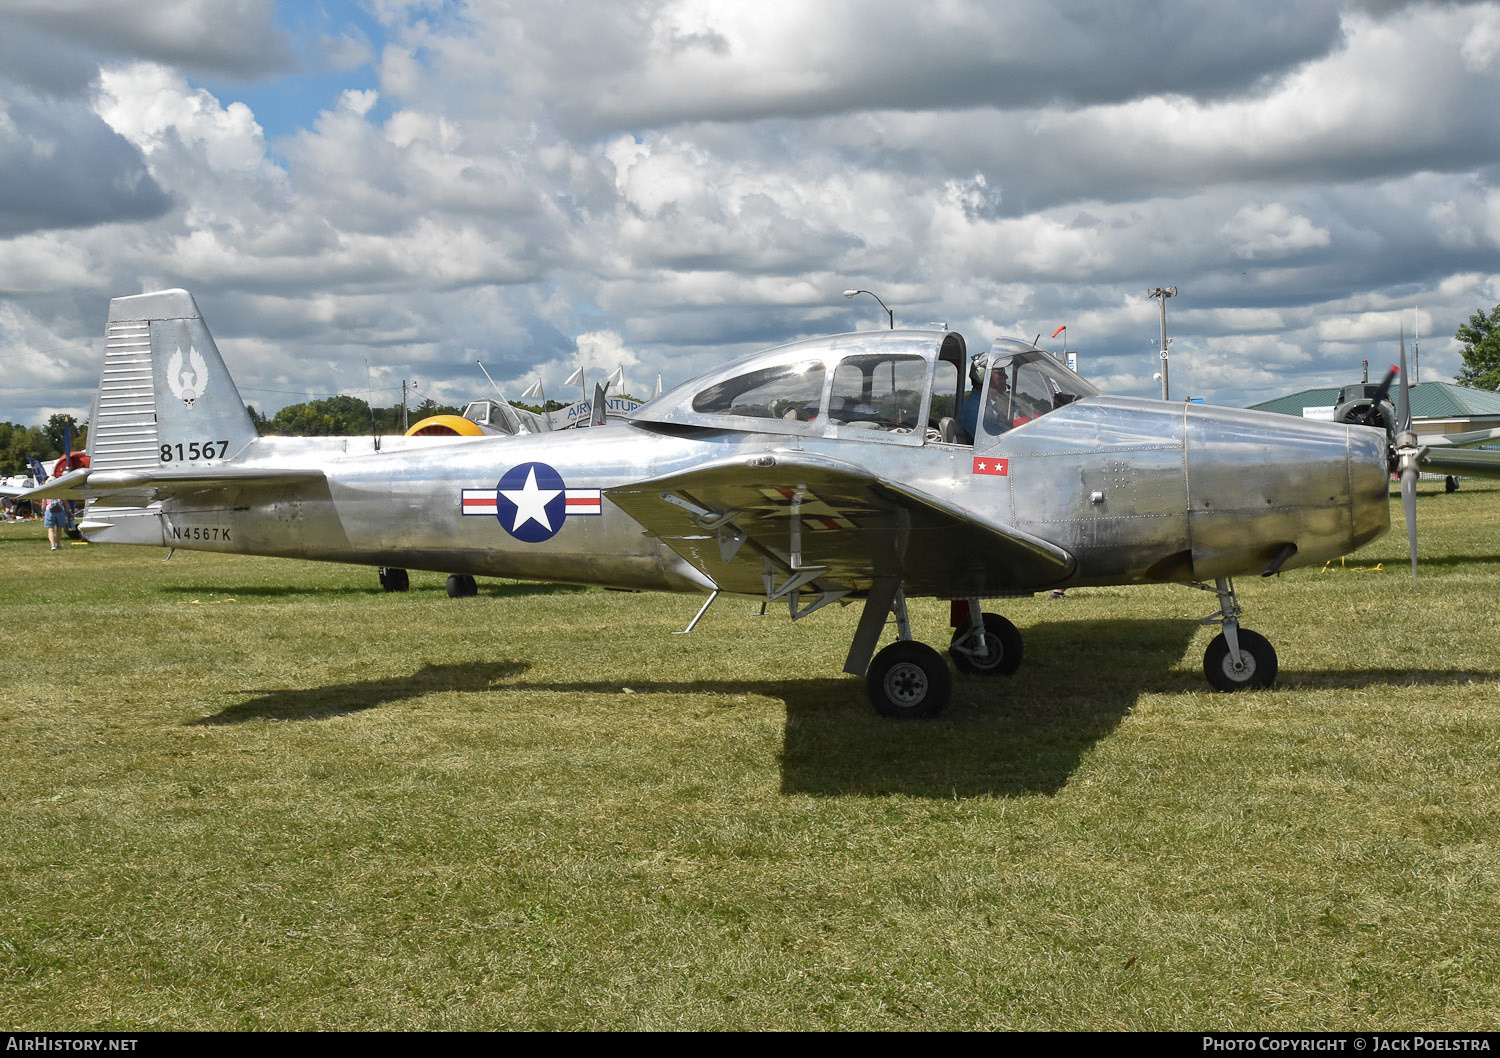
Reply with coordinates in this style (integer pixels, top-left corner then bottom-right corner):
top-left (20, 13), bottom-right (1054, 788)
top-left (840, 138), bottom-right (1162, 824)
top-left (1221, 650), bottom-right (1255, 680)
top-left (958, 631), bottom-right (997, 665)
top-left (884, 662), bottom-right (929, 705)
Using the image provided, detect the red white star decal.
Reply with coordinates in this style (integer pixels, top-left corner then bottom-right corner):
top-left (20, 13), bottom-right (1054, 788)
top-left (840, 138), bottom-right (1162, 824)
top-left (972, 457), bottom-right (1009, 477)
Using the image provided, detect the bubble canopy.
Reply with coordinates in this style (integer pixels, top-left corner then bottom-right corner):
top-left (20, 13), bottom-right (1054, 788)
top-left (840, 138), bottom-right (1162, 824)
top-left (629, 329), bottom-right (1095, 445)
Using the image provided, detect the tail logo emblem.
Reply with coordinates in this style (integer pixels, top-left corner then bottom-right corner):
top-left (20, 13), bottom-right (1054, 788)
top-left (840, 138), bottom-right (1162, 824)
top-left (461, 462), bottom-right (602, 543)
top-left (166, 345), bottom-right (209, 408)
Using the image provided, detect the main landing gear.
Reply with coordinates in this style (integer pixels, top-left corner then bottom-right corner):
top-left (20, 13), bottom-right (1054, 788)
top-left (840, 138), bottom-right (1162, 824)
top-left (378, 566), bottom-right (409, 592)
top-left (948, 604), bottom-right (1023, 676)
top-left (1197, 577), bottom-right (1278, 691)
top-left (852, 578), bottom-right (1278, 717)
top-left (868, 641), bottom-right (952, 719)
top-left (377, 567), bottom-right (480, 598)
top-left (854, 590), bottom-right (1024, 718)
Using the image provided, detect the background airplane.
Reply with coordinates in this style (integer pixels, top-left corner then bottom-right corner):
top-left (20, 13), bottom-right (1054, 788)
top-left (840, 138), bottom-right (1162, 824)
top-left (1330, 342), bottom-right (1500, 577)
top-left (28, 288), bottom-right (1401, 717)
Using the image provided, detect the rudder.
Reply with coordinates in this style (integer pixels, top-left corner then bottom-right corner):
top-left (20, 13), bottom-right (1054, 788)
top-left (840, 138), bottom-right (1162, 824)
top-left (88, 289), bottom-right (258, 473)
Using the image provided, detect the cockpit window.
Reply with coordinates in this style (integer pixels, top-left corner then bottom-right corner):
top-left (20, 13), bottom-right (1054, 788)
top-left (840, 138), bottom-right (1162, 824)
top-left (828, 354), bottom-right (928, 435)
top-left (974, 346), bottom-right (1097, 442)
top-left (463, 399), bottom-right (519, 435)
top-left (690, 359), bottom-right (826, 421)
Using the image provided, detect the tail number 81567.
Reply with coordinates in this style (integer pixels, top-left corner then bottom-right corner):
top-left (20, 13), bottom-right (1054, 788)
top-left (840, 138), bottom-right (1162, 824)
top-left (160, 440), bottom-right (229, 462)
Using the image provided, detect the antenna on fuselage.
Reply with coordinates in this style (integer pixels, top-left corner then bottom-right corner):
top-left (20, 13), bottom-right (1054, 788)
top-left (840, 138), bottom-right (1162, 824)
top-left (364, 358), bottom-right (380, 452)
top-left (476, 360), bottom-right (506, 401)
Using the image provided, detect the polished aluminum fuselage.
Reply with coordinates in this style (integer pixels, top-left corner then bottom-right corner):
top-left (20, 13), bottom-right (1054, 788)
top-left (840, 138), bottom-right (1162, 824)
top-left (93, 396), bottom-right (1390, 597)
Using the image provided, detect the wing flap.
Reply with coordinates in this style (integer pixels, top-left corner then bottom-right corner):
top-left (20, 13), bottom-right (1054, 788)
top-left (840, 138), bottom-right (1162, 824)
top-left (606, 451), bottom-right (1074, 598)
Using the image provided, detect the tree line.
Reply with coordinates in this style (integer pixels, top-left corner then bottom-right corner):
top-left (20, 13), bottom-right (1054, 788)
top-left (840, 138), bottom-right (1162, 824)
top-left (1, 393), bottom-right (576, 475)
top-left (247, 394), bottom-right (570, 436)
top-left (1456, 304), bottom-right (1500, 391)
top-left (248, 395), bottom-right (464, 437)
top-left (0, 414), bottom-right (88, 477)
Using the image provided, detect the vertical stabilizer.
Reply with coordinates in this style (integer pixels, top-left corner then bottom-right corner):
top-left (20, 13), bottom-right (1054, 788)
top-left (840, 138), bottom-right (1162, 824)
top-left (88, 289), bottom-right (258, 472)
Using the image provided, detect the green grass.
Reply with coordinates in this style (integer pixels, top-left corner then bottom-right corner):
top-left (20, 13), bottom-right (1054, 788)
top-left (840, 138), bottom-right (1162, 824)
top-left (2, 484), bottom-right (1499, 1030)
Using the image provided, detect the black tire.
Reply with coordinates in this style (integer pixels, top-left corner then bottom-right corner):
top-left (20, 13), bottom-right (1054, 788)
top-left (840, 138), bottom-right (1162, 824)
top-left (445, 574), bottom-right (478, 598)
top-left (379, 567), bottom-right (409, 592)
top-left (1446, 476), bottom-right (1460, 493)
top-left (867, 641), bottom-right (953, 719)
top-left (949, 612), bottom-right (1024, 676)
top-left (1203, 629), bottom-right (1277, 691)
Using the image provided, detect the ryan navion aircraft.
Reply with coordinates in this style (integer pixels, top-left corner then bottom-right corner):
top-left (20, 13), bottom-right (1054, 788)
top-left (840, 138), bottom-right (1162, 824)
top-left (31, 288), bottom-right (1402, 717)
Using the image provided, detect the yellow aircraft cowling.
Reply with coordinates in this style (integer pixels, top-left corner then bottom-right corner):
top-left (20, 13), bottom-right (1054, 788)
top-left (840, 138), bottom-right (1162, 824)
top-left (405, 415), bottom-right (486, 437)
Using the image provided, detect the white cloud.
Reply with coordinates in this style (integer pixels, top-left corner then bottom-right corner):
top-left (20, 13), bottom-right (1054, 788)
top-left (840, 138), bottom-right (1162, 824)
top-left (4, 0), bottom-right (1500, 422)
top-left (96, 63), bottom-right (274, 175)
top-left (572, 329), bottom-right (640, 380)
top-left (2, 0), bottom-right (294, 79)
top-left (1316, 311), bottom-right (1413, 343)
top-left (1461, 2), bottom-right (1500, 71)
top-left (1220, 204), bottom-right (1332, 260)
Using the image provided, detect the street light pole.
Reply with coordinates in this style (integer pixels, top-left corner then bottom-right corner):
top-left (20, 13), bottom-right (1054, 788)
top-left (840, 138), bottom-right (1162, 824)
top-left (1147, 286), bottom-right (1176, 400)
top-left (844, 288), bottom-right (894, 329)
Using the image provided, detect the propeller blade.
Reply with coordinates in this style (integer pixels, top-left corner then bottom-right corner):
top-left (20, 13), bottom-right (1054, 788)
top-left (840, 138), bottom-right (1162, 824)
top-left (1402, 462), bottom-right (1419, 582)
top-left (1395, 326), bottom-right (1418, 581)
top-left (1370, 365), bottom-right (1397, 407)
top-left (1396, 326), bottom-right (1412, 435)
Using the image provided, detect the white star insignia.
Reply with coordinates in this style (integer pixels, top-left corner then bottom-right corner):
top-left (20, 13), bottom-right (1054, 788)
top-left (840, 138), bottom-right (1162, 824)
top-left (499, 467), bottom-right (562, 532)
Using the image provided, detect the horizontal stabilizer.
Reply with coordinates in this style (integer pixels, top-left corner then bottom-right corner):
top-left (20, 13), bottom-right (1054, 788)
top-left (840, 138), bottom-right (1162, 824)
top-left (24, 465), bottom-right (326, 502)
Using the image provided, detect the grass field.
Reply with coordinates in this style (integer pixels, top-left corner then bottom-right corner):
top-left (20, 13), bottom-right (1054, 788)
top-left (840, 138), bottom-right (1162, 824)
top-left (2, 484), bottom-right (1499, 1030)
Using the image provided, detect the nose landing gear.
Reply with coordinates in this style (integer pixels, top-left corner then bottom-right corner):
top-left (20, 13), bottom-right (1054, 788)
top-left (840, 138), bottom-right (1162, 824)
top-left (1196, 577), bottom-right (1278, 691)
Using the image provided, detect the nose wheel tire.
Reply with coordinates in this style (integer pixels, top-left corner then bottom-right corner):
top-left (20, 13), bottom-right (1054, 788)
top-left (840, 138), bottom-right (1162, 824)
top-left (446, 574), bottom-right (478, 598)
top-left (1203, 629), bottom-right (1277, 691)
top-left (867, 641), bottom-right (953, 718)
top-left (949, 612), bottom-right (1023, 676)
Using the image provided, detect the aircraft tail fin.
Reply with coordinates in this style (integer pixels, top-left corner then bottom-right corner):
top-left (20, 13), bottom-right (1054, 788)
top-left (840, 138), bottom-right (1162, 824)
top-left (88, 289), bottom-right (258, 474)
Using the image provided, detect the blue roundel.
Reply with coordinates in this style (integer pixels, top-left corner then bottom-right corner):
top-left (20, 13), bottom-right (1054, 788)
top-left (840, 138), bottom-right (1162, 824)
top-left (494, 462), bottom-right (568, 542)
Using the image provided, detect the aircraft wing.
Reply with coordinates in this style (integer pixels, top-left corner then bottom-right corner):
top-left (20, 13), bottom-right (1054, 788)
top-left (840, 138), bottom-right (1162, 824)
top-left (1417, 446), bottom-right (1500, 480)
top-left (606, 451), bottom-right (1075, 600)
top-left (22, 465), bottom-right (327, 505)
top-left (1422, 426), bottom-right (1500, 450)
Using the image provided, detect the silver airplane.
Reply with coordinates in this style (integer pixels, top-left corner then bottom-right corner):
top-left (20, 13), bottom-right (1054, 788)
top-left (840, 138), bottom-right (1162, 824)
top-left (30, 288), bottom-right (1400, 718)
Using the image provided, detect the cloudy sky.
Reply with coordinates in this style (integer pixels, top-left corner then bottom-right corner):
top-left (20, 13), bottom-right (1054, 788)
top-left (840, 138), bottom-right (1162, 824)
top-left (3, 0), bottom-right (1499, 425)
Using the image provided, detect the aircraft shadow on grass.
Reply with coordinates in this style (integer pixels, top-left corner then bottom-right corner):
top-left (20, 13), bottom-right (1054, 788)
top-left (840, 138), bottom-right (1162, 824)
top-left (1388, 552), bottom-right (1500, 570)
top-left (189, 619), bottom-right (1500, 795)
top-left (779, 617), bottom-right (1196, 798)
top-left (192, 661), bottom-right (529, 725)
top-left (509, 619), bottom-right (1198, 799)
top-left (161, 582), bottom-right (588, 600)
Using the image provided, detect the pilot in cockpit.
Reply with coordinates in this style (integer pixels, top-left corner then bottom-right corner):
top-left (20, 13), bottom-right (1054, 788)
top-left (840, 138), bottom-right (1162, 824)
top-left (958, 353), bottom-right (1010, 441)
